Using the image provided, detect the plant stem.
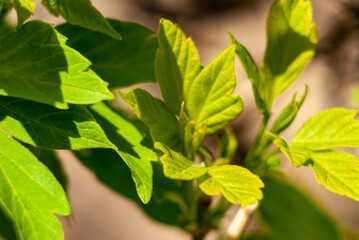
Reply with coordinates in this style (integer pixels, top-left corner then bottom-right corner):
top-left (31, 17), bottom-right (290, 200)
top-left (224, 203), bottom-right (258, 240)
top-left (245, 114), bottom-right (270, 167)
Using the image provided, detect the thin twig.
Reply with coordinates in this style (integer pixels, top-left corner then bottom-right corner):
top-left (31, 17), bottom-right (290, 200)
top-left (224, 203), bottom-right (258, 240)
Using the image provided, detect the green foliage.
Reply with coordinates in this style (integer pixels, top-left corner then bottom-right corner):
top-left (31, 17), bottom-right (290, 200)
top-left (0, 21), bottom-right (113, 109)
top-left (0, 129), bottom-right (70, 240)
top-left (56, 20), bottom-right (158, 88)
top-left (155, 142), bottom-right (207, 180)
top-left (270, 86), bottom-right (307, 134)
top-left (262, 0), bottom-right (317, 101)
top-left (0, 96), bottom-right (115, 150)
top-left (268, 108), bottom-right (359, 201)
top-left (89, 102), bottom-right (155, 203)
top-left (0, 0), bottom-right (357, 239)
top-left (156, 19), bottom-right (202, 114)
top-left (120, 88), bottom-right (180, 150)
top-left (198, 165), bottom-right (263, 207)
top-left (185, 46), bottom-right (243, 134)
top-left (41, 0), bottom-right (121, 40)
top-left (229, 32), bottom-right (268, 115)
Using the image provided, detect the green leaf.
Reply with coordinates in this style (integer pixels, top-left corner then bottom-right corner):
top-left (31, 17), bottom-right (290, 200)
top-left (56, 20), bottom-right (158, 88)
top-left (74, 149), bottom-right (188, 228)
top-left (0, 96), bottom-right (115, 150)
top-left (0, 21), bottom-right (113, 109)
top-left (198, 165), bottom-right (263, 207)
top-left (27, 146), bottom-right (68, 190)
top-left (270, 85), bottom-right (307, 134)
top-left (120, 88), bottom-right (180, 150)
top-left (258, 177), bottom-right (341, 240)
top-left (155, 142), bottom-right (207, 180)
top-left (156, 19), bottom-right (202, 114)
top-left (186, 46), bottom-right (243, 134)
top-left (40, 0), bottom-right (121, 40)
top-left (306, 150), bottom-right (359, 202)
top-left (229, 31), bottom-right (268, 115)
top-left (13, 0), bottom-right (35, 26)
top-left (262, 0), bottom-right (317, 99)
top-left (268, 108), bottom-right (359, 201)
top-left (0, 129), bottom-right (70, 240)
top-left (89, 102), bottom-right (155, 204)
top-left (292, 108), bottom-right (359, 149)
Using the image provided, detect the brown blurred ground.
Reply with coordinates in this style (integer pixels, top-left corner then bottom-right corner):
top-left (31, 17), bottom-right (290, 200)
top-left (7, 0), bottom-right (358, 239)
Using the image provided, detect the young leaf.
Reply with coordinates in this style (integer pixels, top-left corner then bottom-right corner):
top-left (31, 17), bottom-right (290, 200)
top-left (13, 0), bottom-right (35, 26)
top-left (198, 165), bottom-right (263, 207)
top-left (179, 103), bottom-right (206, 156)
top-left (308, 150), bottom-right (359, 201)
top-left (155, 142), bottom-right (207, 180)
top-left (258, 177), bottom-right (341, 240)
top-left (270, 85), bottom-right (307, 134)
top-left (156, 18), bottom-right (202, 114)
top-left (0, 21), bottom-right (113, 109)
top-left (186, 46), bottom-right (243, 134)
top-left (292, 108), bottom-right (359, 149)
top-left (0, 129), bottom-right (70, 240)
top-left (89, 102), bottom-right (155, 203)
top-left (268, 108), bottom-right (359, 201)
top-left (262, 0), bottom-right (317, 99)
top-left (0, 96), bottom-right (115, 150)
top-left (56, 20), bottom-right (158, 88)
top-left (74, 149), bottom-right (187, 228)
top-left (40, 0), bottom-right (121, 40)
top-left (120, 88), bottom-right (180, 150)
top-left (229, 31), bottom-right (268, 115)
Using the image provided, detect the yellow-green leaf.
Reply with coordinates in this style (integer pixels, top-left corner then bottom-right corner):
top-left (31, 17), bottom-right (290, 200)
top-left (262, 0), bottom-right (317, 99)
top-left (155, 19), bottom-right (202, 114)
top-left (198, 165), bottom-right (263, 207)
top-left (186, 46), bottom-right (243, 134)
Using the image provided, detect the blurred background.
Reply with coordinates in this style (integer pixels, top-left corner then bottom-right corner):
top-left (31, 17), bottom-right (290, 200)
top-left (6, 0), bottom-right (359, 239)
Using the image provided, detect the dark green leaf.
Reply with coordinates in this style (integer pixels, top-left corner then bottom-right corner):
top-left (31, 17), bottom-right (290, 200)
top-left (56, 20), bottom-right (157, 88)
top-left (0, 207), bottom-right (17, 240)
top-left (258, 177), bottom-right (341, 240)
top-left (0, 96), bottom-right (115, 150)
top-left (0, 20), bottom-right (113, 109)
top-left (74, 149), bottom-right (188, 228)
top-left (89, 102), bottom-right (155, 204)
top-left (41, 0), bottom-right (121, 40)
top-left (0, 129), bottom-right (70, 240)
